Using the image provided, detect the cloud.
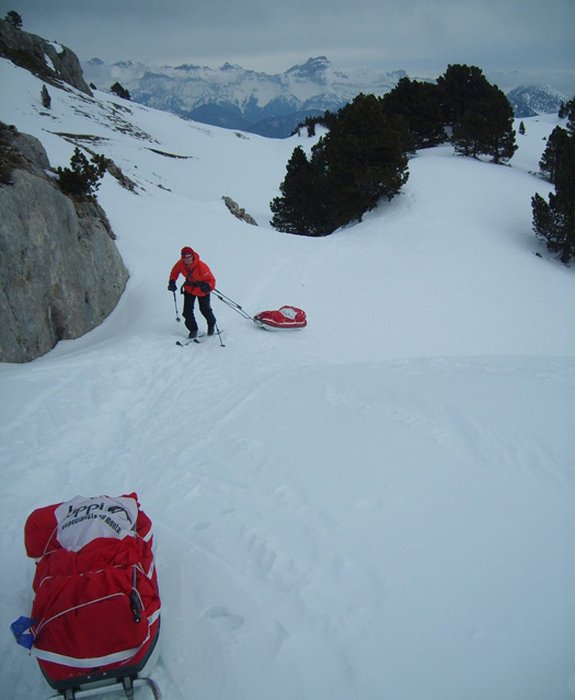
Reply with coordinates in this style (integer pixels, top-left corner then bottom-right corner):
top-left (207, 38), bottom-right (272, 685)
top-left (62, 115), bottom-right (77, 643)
top-left (4, 0), bottom-right (574, 93)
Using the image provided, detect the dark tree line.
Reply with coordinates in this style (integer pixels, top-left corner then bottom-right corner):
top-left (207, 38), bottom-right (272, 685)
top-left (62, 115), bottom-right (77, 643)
top-left (271, 64), bottom-right (517, 236)
top-left (271, 94), bottom-right (408, 235)
top-left (532, 97), bottom-right (575, 263)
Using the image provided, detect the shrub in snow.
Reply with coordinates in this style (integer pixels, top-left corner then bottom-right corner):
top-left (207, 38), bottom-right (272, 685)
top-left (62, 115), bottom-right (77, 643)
top-left (111, 82), bottom-right (131, 100)
top-left (56, 148), bottom-right (108, 199)
top-left (4, 11), bottom-right (22, 29)
top-left (40, 85), bottom-right (51, 109)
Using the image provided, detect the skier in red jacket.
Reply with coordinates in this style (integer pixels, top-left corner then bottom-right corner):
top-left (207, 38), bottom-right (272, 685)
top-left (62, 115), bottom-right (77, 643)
top-left (168, 246), bottom-right (217, 338)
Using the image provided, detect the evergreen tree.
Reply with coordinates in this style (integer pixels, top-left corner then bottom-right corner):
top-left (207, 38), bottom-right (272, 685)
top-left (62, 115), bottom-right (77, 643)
top-left (483, 87), bottom-right (517, 163)
top-left (301, 116), bottom-right (317, 137)
top-left (436, 64), bottom-right (492, 127)
top-left (531, 97), bottom-right (575, 263)
top-left (56, 148), bottom-right (109, 199)
top-left (558, 101), bottom-right (570, 119)
top-left (4, 10), bottom-right (22, 28)
top-left (319, 94), bottom-right (408, 232)
top-left (270, 146), bottom-right (327, 235)
top-left (271, 94), bottom-right (409, 235)
top-left (380, 77), bottom-right (446, 149)
top-left (451, 109), bottom-right (490, 158)
top-left (438, 65), bottom-right (516, 162)
top-left (110, 82), bottom-right (130, 100)
top-left (41, 85), bottom-right (51, 109)
top-left (292, 111), bottom-right (337, 137)
top-left (539, 126), bottom-right (570, 183)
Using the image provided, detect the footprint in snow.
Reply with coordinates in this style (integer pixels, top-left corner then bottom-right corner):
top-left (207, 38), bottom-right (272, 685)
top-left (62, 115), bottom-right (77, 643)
top-left (192, 521), bottom-right (210, 531)
top-left (203, 606), bottom-right (244, 631)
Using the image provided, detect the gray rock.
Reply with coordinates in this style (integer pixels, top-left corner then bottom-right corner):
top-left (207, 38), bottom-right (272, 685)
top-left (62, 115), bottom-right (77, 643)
top-left (0, 129), bottom-right (129, 363)
top-left (8, 126), bottom-right (50, 174)
top-left (0, 19), bottom-right (92, 95)
top-left (222, 196), bottom-right (258, 226)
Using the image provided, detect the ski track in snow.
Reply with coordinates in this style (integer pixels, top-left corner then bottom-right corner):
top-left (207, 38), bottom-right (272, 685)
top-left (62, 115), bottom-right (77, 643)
top-left (1, 57), bottom-right (574, 700)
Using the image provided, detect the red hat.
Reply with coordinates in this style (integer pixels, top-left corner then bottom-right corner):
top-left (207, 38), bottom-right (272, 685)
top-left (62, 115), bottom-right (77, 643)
top-left (181, 246), bottom-right (194, 258)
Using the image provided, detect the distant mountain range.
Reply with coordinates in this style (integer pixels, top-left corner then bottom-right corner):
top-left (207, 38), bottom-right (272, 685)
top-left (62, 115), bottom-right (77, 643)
top-left (83, 56), bottom-right (408, 137)
top-left (505, 85), bottom-right (568, 118)
top-left (82, 56), bottom-right (567, 138)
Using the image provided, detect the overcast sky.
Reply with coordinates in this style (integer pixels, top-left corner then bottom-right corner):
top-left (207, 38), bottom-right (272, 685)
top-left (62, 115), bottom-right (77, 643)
top-left (2, 0), bottom-right (574, 93)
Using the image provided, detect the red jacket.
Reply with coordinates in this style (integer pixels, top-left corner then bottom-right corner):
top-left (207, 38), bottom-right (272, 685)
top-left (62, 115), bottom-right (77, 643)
top-left (169, 250), bottom-right (215, 296)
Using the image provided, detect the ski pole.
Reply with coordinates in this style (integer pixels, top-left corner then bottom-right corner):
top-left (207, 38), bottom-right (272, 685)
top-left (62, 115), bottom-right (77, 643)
top-left (213, 288), bottom-right (255, 322)
top-left (172, 290), bottom-right (181, 322)
top-left (215, 321), bottom-right (225, 348)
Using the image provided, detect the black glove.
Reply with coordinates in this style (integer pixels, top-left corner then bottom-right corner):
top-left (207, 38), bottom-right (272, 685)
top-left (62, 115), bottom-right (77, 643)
top-left (168, 280), bottom-right (177, 292)
top-left (199, 282), bottom-right (211, 294)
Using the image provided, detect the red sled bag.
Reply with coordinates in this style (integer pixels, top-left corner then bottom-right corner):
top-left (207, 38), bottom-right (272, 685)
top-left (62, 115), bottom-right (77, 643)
top-left (254, 305), bottom-right (307, 330)
top-left (19, 493), bottom-right (161, 697)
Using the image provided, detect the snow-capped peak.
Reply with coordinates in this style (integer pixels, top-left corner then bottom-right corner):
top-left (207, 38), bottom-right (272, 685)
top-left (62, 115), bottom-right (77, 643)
top-left (81, 55), bottom-right (407, 137)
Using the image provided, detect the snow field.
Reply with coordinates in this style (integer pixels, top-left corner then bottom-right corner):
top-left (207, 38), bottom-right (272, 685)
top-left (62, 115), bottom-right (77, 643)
top-left (1, 57), bottom-right (574, 699)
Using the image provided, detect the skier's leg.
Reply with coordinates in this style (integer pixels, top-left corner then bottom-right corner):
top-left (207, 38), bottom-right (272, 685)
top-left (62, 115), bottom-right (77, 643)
top-left (198, 294), bottom-right (217, 334)
top-left (183, 293), bottom-right (199, 337)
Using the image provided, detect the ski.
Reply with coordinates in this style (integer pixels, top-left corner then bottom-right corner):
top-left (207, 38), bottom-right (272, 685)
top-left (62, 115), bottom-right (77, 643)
top-left (194, 329), bottom-right (225, 345)
top-left (176, 332), bottom-right (206, 346)
top-left (176, 330), bottom-right (224, 346)
top-left (193, 330), bottom-right (220, 343)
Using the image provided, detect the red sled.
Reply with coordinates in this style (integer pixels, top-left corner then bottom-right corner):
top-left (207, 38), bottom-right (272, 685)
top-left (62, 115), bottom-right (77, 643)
top-left (18, 493), bottom-right (161, 699)
top-left (253, 305), bottom-right (307, 330)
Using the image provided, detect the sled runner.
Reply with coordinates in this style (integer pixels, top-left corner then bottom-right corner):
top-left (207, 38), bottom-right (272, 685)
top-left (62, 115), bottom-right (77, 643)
top-left (253, 305), bottom-right (307, 330)
top-left (12, 494), bottom-right (162, 699)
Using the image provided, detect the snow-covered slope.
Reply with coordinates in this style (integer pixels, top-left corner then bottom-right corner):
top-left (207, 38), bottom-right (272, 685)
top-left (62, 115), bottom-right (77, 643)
top-left (1, 55), bottom-right (574, 700)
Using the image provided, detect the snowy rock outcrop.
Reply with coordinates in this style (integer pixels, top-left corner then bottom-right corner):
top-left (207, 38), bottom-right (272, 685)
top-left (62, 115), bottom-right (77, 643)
top-left (0, 125), bottom-right (128, 363)
top-left (0, 18), bottom-right (92, 95)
